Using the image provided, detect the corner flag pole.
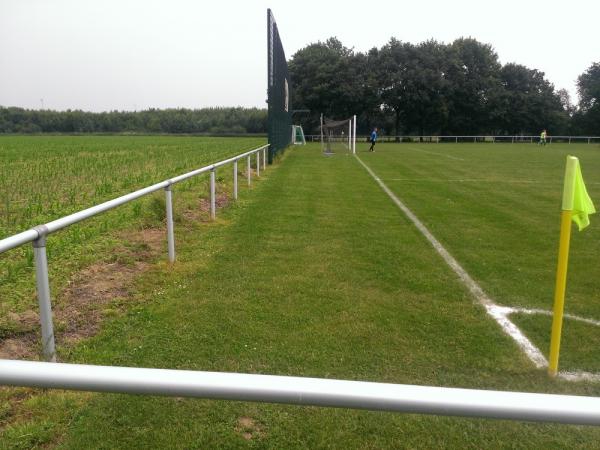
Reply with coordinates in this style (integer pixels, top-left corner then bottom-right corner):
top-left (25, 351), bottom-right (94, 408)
top-left (548, 155), bottom-right (592, 377)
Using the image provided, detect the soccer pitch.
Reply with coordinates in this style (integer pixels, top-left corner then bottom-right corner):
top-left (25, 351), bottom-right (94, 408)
top-left (356, 141), bottom-right (600, 377)
top-left (3, 140), bottom-right (600, 447)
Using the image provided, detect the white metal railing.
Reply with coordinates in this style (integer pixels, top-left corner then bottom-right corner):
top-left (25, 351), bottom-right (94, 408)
top-left (306, 135), bottom-right (600, 144)
top-left (0, 144), bottom-right (270, 361)
top-left (1, 359), bottom-right (599, 425)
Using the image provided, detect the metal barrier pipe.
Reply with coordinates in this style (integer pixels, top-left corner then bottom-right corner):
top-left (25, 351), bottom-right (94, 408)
top-left (247, 156), bottom-right (252, 186)
top-left (165, 185), bottom-right (175, 263)
top-left (32, 233), bottom-right (56, 362)
top-left (1, 359), bottom-right (600, 425)
top-left (233, 160), bottom-right (238, 200)
top-left (210, 169), bottom-right (216, 220)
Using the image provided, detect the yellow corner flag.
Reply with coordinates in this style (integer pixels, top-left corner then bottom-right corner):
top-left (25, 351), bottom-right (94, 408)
top-left (548, 156), bottom-right (595, 377)
top-left (571, 161), bottom-right (596, 230)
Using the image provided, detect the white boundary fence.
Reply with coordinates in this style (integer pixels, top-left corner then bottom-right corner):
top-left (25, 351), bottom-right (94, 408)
top-left (1, 359), bottom-right (600, 425)
top-left (307, 135), bottom-right (600, 145)
top-left (0, 144), bottom-right (269, 361)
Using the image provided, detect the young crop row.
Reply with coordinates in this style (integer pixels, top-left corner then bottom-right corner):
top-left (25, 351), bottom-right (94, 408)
top-left (0, 135), bottom-right (266, 332)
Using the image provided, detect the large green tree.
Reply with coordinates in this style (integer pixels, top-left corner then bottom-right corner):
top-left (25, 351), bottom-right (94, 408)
top-left (575, 62), bottom-right (600, 135)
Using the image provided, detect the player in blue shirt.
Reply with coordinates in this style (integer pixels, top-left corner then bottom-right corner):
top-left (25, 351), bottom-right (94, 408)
top-left (369, 127), bottom-right (378, 152)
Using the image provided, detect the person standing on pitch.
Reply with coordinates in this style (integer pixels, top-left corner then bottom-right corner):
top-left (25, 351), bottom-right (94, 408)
top-left (539, 129), bottom-right (547, 146)
top-left (369, 127), bottom-right (378, 152)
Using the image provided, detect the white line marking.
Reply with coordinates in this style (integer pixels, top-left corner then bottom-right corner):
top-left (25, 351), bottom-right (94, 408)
top-left (355, 154), bottom-right (600, 382)
top-left (509, 307), bottom-right (600, 327)
top-left (383, 178), bottom-right (600, 185)
top-left (403, 147), bottom-right (465, 161)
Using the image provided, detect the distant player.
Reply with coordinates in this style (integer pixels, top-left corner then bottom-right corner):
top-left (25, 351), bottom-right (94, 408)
top-left (369, 127), bottom-right (378, 152)
top-left (539, 129), bottom-right (547, 146)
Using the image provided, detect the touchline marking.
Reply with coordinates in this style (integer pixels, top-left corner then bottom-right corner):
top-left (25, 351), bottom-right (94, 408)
top-left (385, 178), bottom-right (551, 184)
top-left (355, 154), bottom-right (600, 382)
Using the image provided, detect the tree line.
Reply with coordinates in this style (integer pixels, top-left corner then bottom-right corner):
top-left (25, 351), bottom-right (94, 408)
top-left (2, 38), bottom-right (598, 138)
top-left (289, 37), bottom-right (600, 137)
top-left (0, 107), bottom-right (267, 134)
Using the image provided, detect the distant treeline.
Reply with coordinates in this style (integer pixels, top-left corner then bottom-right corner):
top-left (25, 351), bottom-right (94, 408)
top-left (0, 107), bottom-right (267, 134)
top-left (290, 37), bottom-right (600, 136)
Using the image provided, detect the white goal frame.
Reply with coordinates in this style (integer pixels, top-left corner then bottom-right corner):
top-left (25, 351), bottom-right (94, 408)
top-left (320, 114), bottom-right (357, 154)
top-left (291, 125), bottom-right (306, 145)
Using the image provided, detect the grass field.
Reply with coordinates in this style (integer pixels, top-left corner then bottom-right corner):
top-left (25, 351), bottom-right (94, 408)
top-left (1, 138), bottom-right (600, 448)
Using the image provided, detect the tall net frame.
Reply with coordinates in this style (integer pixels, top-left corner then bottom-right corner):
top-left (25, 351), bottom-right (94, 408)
top-left (267, 9), bottom-right (292, 163)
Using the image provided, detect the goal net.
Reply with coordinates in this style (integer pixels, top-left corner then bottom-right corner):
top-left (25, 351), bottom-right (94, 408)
top-left (321, 115), bottom-right (356, 155)
top-left (291, 125), bottom-right (306, 145)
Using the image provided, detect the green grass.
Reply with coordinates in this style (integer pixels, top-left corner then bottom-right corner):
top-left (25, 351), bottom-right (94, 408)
top-left (2, 141), bottom-right (600, 448)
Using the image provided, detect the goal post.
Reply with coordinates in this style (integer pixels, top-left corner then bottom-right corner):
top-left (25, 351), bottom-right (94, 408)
top-left (291, 125), bottom-right (306, 145)
top-left (321, 115), bottom-right (357, 155)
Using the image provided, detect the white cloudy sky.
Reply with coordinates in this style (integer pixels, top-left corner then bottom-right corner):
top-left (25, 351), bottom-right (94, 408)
top-left (0, 0), bottom-right (597, 111)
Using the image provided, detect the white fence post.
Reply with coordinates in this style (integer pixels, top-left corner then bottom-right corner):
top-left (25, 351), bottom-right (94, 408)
top-left (32, 228), bottom-right (56, 362)
top-left (210, 168), bottom-right (216, 220)
top-left (165, 185), bottom-right (175, 262)
top-left (262, 148), bottom-right (266, 169)
top-left (233, 160), bottom-right (238, 200)
top-left (247, 156), bottom-right (251, 186)
top-left (256, 152), bottom-right (260, 177)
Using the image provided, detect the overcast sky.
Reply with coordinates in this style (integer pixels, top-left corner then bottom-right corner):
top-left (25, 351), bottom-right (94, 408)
top-left (0, 0), bottom-right (597, 112)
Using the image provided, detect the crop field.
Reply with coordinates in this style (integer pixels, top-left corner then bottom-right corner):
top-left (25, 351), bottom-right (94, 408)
top-left (0, 136), bottom-right (265, 342)
top-left (1, 138), bottom-right (600, 448)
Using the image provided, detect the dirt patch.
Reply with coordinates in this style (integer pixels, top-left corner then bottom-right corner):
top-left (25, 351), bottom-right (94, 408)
top-left (185, 193), bottom-right (230, 222)
top-left (0, 227), bottom-right (165, 360)
top-left (235, 416), bottom-right (265, 440)
top-left (57, 261), bottom-right (146, 345)
top-left (0, 335), bottom-right (39, 360)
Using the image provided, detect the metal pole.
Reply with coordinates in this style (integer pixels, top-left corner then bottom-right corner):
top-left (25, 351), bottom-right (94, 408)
top-left (320, 113), bottom-right (324, 151)
top-left (2, 359), bottom-right (600, 425)
top-left (165, 185), bottom-right (175, 263)
top-left (233, 160), bottom-right (238, 200)
top-left (353, 115), bottom-right (357, 154)
top-left (256, 152), bottom-right (260, 177)
top-left (263, 147), bottom-right (266, 168)
top-left (348, 119), bottom-right (351, 149)
top-left (247, 156), bottom-right (251, 186)
top-left (210, 168), bottom-right (216, 220)
top-left (32, 229), bottom-right (56, 362)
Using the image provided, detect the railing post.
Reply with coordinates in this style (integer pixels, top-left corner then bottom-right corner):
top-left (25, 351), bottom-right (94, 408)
top-left (256, 152), bottom-right (260, 177)
top-left (233, 160), bottom-right (238, 200)
top-left (32, 227), bottom-right (56, 362)
top-left (210, 168), bottom-right (216, 220)
top-left (165, 184), bottom-right (175, 263)
top-left (247, 156), bottom-right (251, 186)
top-left (263, 147), bottom-right (267, 169)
